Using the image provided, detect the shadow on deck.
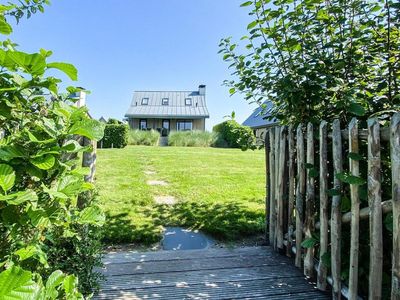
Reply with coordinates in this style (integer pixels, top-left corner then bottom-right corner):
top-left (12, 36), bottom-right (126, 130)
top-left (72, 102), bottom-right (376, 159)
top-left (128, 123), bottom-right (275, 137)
top-left (95, 246), bottom-right (329, 299)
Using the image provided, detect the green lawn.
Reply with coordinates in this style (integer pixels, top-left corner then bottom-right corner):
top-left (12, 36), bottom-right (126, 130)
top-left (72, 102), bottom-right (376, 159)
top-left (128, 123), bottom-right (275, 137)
top-left (96, 146), bottom-right (266, 244)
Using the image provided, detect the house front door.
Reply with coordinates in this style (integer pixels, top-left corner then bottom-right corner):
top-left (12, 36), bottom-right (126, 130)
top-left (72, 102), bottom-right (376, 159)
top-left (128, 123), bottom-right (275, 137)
top-left (162, 119), bottom-right (170, 136)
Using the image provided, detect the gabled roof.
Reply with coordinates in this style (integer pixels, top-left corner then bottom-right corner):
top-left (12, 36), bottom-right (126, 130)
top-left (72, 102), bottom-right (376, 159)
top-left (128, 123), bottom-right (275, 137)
top-left (125, 90), bottom-right (209, 119)
top-left (242, 101), bottom-right (277, 129)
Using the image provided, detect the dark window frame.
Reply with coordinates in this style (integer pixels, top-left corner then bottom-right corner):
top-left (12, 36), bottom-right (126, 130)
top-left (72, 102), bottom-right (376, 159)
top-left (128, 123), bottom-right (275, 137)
top-left (162, 98), bottom-right (169, 106)
top-left (139, 119), bottom-right (147, 130)
top-left (185, 98), bottom-right (192, 106)
top-left (141, 98), bottom-right (149, 105)
top-left (176, 120), bottom-right (193, 131)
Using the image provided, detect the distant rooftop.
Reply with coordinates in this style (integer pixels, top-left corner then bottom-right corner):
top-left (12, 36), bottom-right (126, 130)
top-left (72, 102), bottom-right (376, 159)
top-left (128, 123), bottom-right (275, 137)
top-left (242, 101), bottom-right (277, 129)
top-left (125, 86), bottom-right (209, 119)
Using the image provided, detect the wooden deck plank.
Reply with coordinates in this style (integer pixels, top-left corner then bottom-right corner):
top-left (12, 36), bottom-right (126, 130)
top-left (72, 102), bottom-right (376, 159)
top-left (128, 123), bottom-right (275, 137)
top-left (101, 265), bottom-right (303, 290)
top-left (103, 246), bottom-right (272, 264)
top-left (97, 246), bottom-right (329, 299)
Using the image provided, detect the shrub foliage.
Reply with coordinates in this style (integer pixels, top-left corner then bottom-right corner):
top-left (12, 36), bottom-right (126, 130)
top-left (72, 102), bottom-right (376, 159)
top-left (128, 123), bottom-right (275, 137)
top-left (128, 129), bottom-right (160, 146)
top-left (168, 131), bottom-right (216, 147)
top-left (220, 0), bottom-right (400, 125)
top-left (0, 2), bottom-right (105, 298)
top-left (100, 122), bottom-right (129, 148)
top-left (213, 120), bottom-right (256, 150)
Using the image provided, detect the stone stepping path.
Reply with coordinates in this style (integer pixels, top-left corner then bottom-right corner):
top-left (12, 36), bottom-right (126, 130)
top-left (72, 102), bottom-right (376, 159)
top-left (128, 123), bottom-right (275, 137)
top-left (154, 195), bottom-right (176, 205)
top-left (161, 227), bottom-right (215, 250)
top-left (146, 180), bottom-right (168, 186)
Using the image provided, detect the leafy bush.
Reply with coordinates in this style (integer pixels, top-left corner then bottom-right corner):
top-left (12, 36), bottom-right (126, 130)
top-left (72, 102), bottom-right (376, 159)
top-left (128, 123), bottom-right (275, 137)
top-left (128, 129), bottom-right (160, 146)
top-left (99, 123), bottom-right (129, 148)
top-left (168, 131), bottom-right (216, 147)
top-left (220, 0), bottom-right (400, 125)
top-left (213, 120), bottom-right (256, 150)
top-left (0, 2), bottom-right (105, 298)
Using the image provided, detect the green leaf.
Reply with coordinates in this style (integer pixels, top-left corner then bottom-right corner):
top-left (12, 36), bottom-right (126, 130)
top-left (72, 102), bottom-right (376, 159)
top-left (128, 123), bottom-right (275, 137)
top-left (47, 62), bottom-right (78, 81)
top-left (247, 20), bottom-right (258, 30)
top-left (348, 103), bottom-right (366, 116)
top-left (0, 145), bottom-right (25, 161)
top-left (301, 237), bottom-right (318, 249)
top-left (15, 245), bottom-right (37, 261)
top-left (309, 168), bottom-right (318, 178)
top-left (0, 266), bottom-right (40, 300)
top-left (336, 172), bottom-right (366, 185)
top-left (0, 164), bottom-right (15, 192)
top-left (327, 188), bottom-right (340, 197)
top-left (321, 252), bottom-right (331, 268)
top-left (341, 195), bottom-right (351, 212)
top-left (240, 1), bottom-right (253, 7)
top-left (384, 213), bottom-right (393, 233)
top-left (45, 270), bottom-right (65, 299)
top-left (0, 19), bottom-right (12, 35)
top-left (78, 205), bottom-right (105, 226)
top-left (69, 119), bottom-right (105, 141)
top-left (0, 190), bottom-right (38, 205)
top-left (31, 155), bottom-right (55, 170)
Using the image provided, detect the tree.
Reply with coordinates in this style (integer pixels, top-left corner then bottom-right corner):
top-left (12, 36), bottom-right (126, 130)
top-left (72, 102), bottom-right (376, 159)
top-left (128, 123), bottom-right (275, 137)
top-left (220, 0), bottom-right (400, 125)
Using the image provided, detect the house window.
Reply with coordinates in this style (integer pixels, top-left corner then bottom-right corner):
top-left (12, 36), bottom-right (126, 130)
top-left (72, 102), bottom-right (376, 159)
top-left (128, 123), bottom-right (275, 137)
top-left (176, 120), bottom-right (193, 131)
top-left (185, 98), bottom-right (192, 106)
top-left (139, 119), bottom-right (147, 130)
top-left (162, 98), bottom-right (169, 106)
top-left (141, 98), bottom-right (149, 105)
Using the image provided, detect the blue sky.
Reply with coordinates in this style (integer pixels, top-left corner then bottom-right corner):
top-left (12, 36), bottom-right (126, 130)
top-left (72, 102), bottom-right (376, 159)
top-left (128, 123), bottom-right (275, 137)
top-left (9, 0), bottom-right (257, 129)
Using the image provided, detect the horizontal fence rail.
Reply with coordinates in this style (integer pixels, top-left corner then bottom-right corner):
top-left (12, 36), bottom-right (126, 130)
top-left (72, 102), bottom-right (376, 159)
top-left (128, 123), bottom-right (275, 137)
top-left (265, 113), bottom-right (400, 300)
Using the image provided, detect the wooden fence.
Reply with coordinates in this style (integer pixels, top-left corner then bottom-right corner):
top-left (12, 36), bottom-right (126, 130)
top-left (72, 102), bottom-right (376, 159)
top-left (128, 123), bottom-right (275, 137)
top-left (264, 113), bottom-right (400, 300)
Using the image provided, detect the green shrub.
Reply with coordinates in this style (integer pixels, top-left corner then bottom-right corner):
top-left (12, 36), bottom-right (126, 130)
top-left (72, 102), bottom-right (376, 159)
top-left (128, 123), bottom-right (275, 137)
top-left (168, 131), bottom-right (216, 147)
top-left (100, 124), bottom-right (129, 148)
top-left (213, 120), bottom-right (256, 150)
top-left (128, 129), bottom-right (160, 146)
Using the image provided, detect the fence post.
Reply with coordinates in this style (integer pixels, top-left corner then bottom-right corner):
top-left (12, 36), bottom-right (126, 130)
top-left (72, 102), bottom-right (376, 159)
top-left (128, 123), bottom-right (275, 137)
top-left (277, 126), bottom-right (287, 250)
top-left (287, 126), bottom-right (295, 257)
top-left (348, 118), bottom-right (360, 300)
top-left (391, 113), bottom-right (400, 299)
top-left (295, 125), bottom-right (305, 268)
top-left (82, 137), bottom-right (97, 183)
top-left (331, 119), bottom-right (343, 299)
top-left (265, 130), bottom-right (271, 243)
top-left (368, 118), bottom-right (383, 299)
top-left (317, 121), bottom-right (328, 290)
top-left (274, 126), bottom-right (281, 250)
top-left (269, 129), bottom-right (276, 247)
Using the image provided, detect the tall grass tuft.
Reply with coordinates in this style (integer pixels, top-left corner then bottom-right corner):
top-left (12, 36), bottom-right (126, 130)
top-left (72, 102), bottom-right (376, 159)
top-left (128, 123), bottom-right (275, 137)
top-left (168, 131), bottom-right (217, 147)
top-left (128, 130), bottom-right (160, 146)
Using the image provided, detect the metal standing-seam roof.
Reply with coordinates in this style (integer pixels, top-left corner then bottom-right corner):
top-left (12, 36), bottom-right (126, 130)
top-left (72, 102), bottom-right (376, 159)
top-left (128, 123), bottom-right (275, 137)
top-left (125, 90), bottom-right (209, 119)
top-left (242, 101), bottom-right (277, 129)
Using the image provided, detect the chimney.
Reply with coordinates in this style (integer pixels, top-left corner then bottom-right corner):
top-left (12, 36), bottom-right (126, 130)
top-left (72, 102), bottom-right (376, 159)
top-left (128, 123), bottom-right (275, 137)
top-left (71, 89), bottom-right (87, 108)
top-left (198, 84), bottom-right (206, 96)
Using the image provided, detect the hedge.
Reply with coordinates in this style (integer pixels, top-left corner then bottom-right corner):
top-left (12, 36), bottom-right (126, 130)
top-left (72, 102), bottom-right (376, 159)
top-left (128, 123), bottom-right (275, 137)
top-left (213, 120), bottom-right (256, 150)
top-left (99, 124), bottom-right (129, 148)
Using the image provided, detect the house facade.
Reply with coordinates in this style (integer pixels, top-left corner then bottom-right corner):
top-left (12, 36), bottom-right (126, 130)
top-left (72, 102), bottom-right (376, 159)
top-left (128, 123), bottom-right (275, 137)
top-left (242, 101), bottom-right (277, 141)
top-left (125, 85), bottom-right (209, 135)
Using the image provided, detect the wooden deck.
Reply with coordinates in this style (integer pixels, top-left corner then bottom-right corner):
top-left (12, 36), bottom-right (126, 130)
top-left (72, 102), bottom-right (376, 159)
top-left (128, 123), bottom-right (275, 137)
top-left (95, 246), bottom-right (329, 299)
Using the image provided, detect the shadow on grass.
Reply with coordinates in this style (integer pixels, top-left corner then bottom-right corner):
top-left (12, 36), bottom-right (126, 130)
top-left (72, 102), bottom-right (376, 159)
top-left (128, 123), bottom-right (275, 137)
top-left (102, 212), bottom-right (162, 244)
top-left (143, 200), bottom-right (265, 241)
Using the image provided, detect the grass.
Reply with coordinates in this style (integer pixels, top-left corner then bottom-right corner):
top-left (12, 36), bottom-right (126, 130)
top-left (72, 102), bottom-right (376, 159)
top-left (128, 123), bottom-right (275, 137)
top-left (168, 130), bottom-right (217, 147)
top-left (128, 129), bottom-right (160, 146)
top-left (96, 146), bottom-right (266, 244)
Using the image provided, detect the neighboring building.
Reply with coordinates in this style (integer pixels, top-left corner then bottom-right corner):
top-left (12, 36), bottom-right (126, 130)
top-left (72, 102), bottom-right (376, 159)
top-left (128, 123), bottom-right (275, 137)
top-left (242, 101), bottom-right (277, 141)
top-left (125, 85), bottom-right (209, 135)
top-left (99, 116), bottom-right (107, 123)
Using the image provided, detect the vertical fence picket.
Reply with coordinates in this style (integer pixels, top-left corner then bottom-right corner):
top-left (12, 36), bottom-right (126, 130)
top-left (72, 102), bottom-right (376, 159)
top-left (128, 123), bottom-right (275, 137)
top-left (348, 118), bottom-right (360, 300)
top-left (331, 119), bottom-right (343, 299)
top-left (368, 118), bottom-right (383, 299)
top-left (391, 113), bottom-right (400, 299)
top-left (317, 121), bottom-right (328, 290)
top-left (295, 125), bottom-right (305, 268)
top-left (265, 130), bottom-right (271, 242)
top-left (304, 123), bottom-right (315, 277)
top-left (287, 126), bottom-right (295, 257)
top-left (269, 129), bottom-right (276, 247)
top-left (82, 137), bottom-right (97, 183)
top-left (277, 126), bottom-right (287, 250)
top-left (274, 126), bottom-right (281, 250)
